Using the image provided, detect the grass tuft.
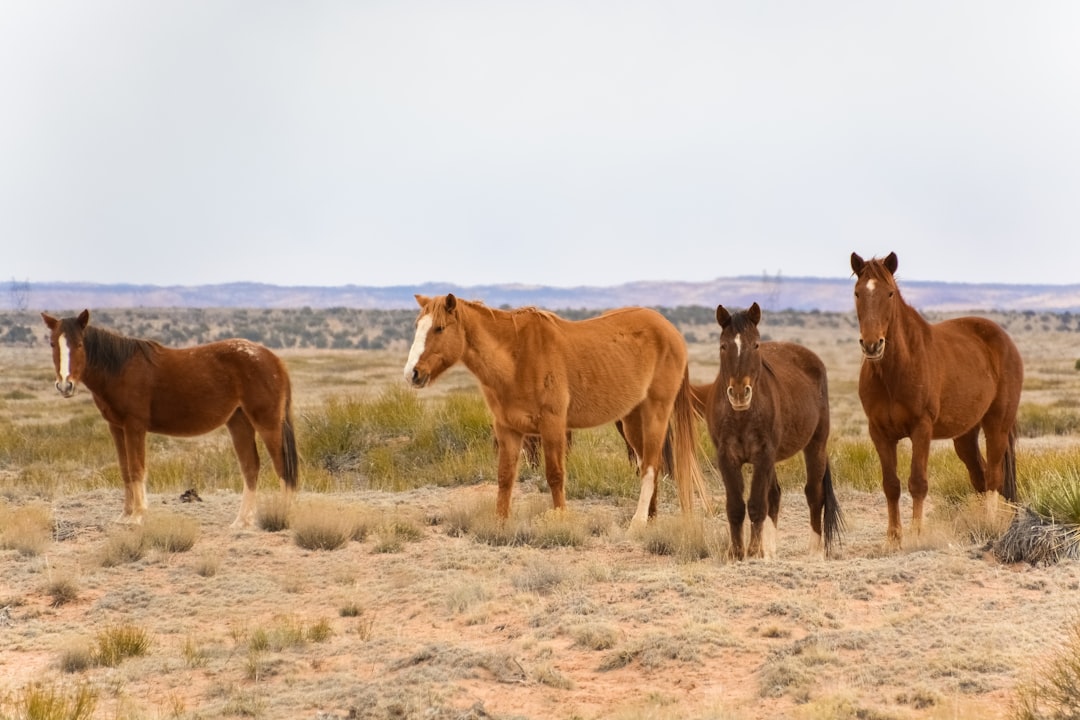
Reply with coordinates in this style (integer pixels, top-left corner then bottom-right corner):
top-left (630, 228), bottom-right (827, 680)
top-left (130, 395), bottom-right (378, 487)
top-left (94, 623), bottom-right (151, 667)
top-left (143, 511), bottom-right (199, 552)
top-left (1012, 618), bottom-right (1080, 719)
top-left (9, 681), bottom-right (98, 720)
top-left (0, 502), bottom-right (53, 556)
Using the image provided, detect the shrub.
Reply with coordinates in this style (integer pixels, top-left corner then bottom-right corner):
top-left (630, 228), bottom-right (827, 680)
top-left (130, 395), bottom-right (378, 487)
top-left (257, 493), bottom-right (292, 532)
top-left (291, 500), bottom-right (352, 551)
top-left (9, 681), bottom-right (98, 720)
top-left (1012, 618), bottom-right (1080, 719)
top-left (94, 623), bottom-right (151, 667)
top-left (143, 512), bottom-right (199, 552)
top-left (0, 502), bottom-right (53, 557)
top-left (45, 574), bottom-right (80, 608)
top-left (98, 528), bottom-right (146, 567)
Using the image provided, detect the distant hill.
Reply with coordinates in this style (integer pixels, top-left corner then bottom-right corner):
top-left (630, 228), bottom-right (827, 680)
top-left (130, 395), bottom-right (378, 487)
top-left (8, 276), bottom-right (1080, 313)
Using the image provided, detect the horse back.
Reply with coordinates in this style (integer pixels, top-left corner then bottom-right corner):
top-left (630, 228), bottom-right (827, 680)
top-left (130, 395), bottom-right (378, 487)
top-left (761, 342), bottom-right (830, 453)
top-left (113, 339), bottom-right (290, 436)
top-left (515, 307), bottom-right (687, 429)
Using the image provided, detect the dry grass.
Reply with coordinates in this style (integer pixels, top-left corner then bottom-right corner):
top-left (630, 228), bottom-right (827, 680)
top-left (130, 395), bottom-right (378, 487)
top-left (0, 502), bottom-right (53, 557)
top-left (2, 314), bottom-right (1080, 719)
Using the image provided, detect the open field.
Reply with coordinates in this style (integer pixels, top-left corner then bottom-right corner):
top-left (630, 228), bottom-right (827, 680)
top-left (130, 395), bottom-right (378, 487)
top-left (2, 310), bottom-right (1080, 719)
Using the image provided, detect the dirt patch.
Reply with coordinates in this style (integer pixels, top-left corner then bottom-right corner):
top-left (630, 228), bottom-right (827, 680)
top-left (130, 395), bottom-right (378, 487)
top-left (2, 482), bottom-right (1078, 720)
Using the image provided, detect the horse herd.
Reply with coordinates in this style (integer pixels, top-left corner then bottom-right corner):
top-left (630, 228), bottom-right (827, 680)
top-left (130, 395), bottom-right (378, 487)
top-left (42, 252), bottom-right (1024, 560)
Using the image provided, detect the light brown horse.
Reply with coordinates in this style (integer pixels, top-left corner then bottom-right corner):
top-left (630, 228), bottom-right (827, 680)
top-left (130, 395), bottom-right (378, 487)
top-left (42, 310), bottom-right (298, 527)
top-left (703, 302), bottom-right (843, 560)
top-left (404, 294), bottom-right (708, 526)
top-left (850, 252), bottom-right (1023, 547)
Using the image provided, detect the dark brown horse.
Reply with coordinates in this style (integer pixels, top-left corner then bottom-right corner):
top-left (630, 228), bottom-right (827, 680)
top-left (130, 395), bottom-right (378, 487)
top-left (404, 294), bottom-right (708, 526)
top-left (703, 303), bottom-right (843, 560)
top-left (851, 252), bottom-right (1023, 546)
top-left (42, 310), bottom-right (298, 527)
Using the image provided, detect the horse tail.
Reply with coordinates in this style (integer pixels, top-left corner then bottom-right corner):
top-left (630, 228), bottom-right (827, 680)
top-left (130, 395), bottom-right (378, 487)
top-left (670, 369), bottom-right (712, 516)
top-left (1002, 423), bottom-right (1018, 502)
top-left (281, 393), bottom-right (299, 491)
top-left (822, 462), bottom-right (845, 558)
top-left (689, 382), bottom-right (710, 419)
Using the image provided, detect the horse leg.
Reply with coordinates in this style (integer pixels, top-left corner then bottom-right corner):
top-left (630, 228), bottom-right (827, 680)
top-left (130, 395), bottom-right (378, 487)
top-left (109, 424), bottom-right (145, 524)
top-left (624, 407), bottom-right (667, 528)
top-left (908, 424), bottom-right (933, 538)
top-left (226, 410), bottom-right (261, 528)
top-left (803, 443), bottom-right (829, 559)
top-left (763, 470), bottom-right (781, 560)
top-left (539, 428), bottom-right (569, 511)
top-left (869, 427), bottom-right (903, 547)
top-left (251, 412), bottom-right (298, 511)
top-left (492, 425), bottom-right (524, 519)
top-left (719, 459), bottom-right (747, 560)
top-left (746, 462), bottom-right (775, 560)
top-left (952, 427), bottom-right (987, 492)
top-left (980, 421), bottom-right (1015, 520)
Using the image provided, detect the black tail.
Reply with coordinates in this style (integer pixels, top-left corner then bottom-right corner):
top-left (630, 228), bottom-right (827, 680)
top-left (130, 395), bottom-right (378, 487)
top-left (281, 397), bottom-right (299, 490)
top-left (1002, 424), bottom-right (1018, 502)
top-left (822, 463), bottom-right (845, 558)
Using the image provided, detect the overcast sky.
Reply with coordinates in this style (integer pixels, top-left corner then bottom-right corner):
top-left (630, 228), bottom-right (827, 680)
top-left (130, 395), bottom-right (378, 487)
top-left (3, 1), bottom-right (1079, 289)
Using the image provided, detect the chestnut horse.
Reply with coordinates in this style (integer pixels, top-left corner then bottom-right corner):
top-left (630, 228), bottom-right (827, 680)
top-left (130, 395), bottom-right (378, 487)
top-left (404, 294), bottom-right (708, 526)
top-left (42, 310), bottom-right (298, 527)
top-left (703, 302), bottom-right (843, 560)
top-left (851, 252), bottom-right (1023, 547)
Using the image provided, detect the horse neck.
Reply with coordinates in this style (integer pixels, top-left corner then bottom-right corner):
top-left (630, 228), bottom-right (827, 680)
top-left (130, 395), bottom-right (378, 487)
top-left (81, 327), bottom-right (152, 389)
top-left (457, 302), bottom-right (521, 387)
top-left (878, 295), bottom-right (932, 372)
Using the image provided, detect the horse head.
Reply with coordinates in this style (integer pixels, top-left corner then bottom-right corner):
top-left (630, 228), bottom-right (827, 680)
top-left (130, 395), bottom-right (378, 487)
top-left (404, 294), bottom-right (466, 388)
top-left (41, 309), bottom-right (90, 398)
top-left (851, 251), bottom-right (899, 361)
top-left (716, 302), bottom-right (762, 412)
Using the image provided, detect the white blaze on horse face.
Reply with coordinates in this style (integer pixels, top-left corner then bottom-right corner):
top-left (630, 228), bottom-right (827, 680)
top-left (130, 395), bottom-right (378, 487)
top-left (404, 314), bottom-right (433, 381)
top-left (866, 279), bottom-right (877, 293)
top-left (734, 333), bottom-right (743, 358)
top-left (58, 335), bottom-right (71, 383)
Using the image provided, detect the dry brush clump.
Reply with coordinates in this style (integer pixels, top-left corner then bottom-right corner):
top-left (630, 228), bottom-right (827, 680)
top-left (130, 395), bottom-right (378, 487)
top-left (1011, 618), bottom-right (1080, 719)
top-left (0, 681), bottom-right (99, 720)
top-left (0, 501), bottom-right (53, 557)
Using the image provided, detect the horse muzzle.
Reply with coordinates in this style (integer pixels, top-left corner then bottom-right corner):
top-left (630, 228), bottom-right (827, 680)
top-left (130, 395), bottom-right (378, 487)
top-left (859, 338), bottom-right (886, 361)
top-left (407, 368), bottom-right (430, 389)
top-left (55, 379), bottom-right (77, 398)
top-left (726, 384), bottom-right (752, 412)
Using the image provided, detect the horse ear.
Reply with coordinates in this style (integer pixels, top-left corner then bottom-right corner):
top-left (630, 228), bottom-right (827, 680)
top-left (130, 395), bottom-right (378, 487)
top-left (77, 309), bottom-right (90, 328)
top-left (414, 294), bottom-right (429, 309)
top-left (42, 312), bottom-right (57, 330)
top-left (884, 252), bottom-right (898, 274)
top-left (716, 305), bottom-right (732, 328)
top-left (748, 302), bottom-right (761, 325)
top-left (445, 294), bottom-right (457, 312)
top-left (850, 252), bottom-right (865, 275)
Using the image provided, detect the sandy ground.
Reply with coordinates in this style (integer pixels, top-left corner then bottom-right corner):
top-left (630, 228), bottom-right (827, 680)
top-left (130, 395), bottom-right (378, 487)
top-left (3, 479), bottom-right (1079, 720)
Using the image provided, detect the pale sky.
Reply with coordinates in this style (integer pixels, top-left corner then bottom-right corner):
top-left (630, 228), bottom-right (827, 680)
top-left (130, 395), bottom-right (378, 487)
top-left (3, 1), bottom-right (1079, 289)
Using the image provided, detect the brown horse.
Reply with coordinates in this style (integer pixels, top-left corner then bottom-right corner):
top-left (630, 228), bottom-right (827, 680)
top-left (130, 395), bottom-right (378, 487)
top-left (703, 302), bottom-right (843, 560)
top-left (42, 310), bottom-right (298, 527)
top-left (404, 294), bottom-right (708, 526)
top-left (850, 252), bottom-right (1023, 546)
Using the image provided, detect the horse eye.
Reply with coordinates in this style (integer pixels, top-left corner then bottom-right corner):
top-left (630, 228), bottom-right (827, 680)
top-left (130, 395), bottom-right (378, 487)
top-left (434, 326), bottom-right (444, 334)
